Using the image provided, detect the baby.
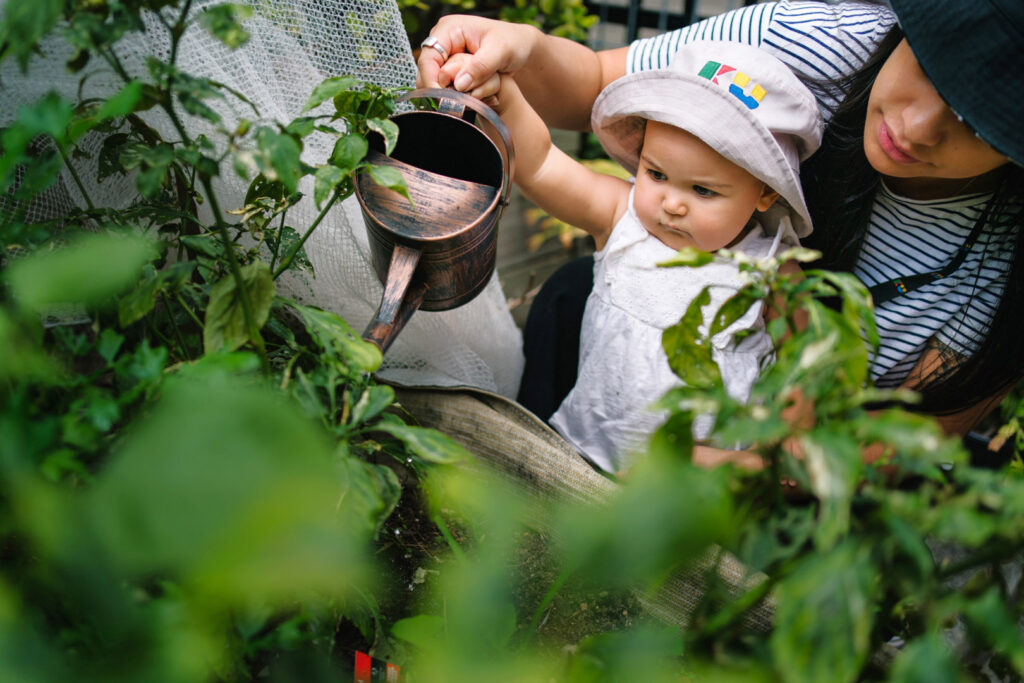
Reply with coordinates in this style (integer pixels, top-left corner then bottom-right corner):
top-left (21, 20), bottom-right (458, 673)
top-left (451, 41), bottom-right (822, 472)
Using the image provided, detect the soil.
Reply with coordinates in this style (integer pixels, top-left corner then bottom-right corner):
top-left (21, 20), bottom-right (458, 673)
top-left (366, 483), bottom-right (642, 656)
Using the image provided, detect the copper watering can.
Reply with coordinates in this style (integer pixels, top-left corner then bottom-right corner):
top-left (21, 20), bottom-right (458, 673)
top-left (354, 88), bottom-right (515, 354)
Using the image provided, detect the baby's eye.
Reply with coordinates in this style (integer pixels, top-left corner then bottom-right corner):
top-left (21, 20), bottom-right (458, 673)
top-left (693, 185), bottom-right (717, 197)
top-left (647, 169), bottom-right (667, 181)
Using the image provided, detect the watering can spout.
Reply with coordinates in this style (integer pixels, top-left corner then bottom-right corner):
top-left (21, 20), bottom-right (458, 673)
top-left (361, 244), bottom-right (427, 353)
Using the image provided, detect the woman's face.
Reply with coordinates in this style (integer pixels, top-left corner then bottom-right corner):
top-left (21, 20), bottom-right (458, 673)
top-left (864, 39), bottom-right (1009, 198)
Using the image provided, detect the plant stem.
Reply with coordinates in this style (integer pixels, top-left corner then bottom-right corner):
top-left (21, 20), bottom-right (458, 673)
top-left (269, 208), bottom-right (288, 273)
top-left (175, 292), bottom-right (204, 329)
top-left (937, 539), bottom-right (1024, 581)
top-left (162, 291), bottom-right (193, 360)
top-left (522, 567), bottom-right (573, 647)
top-left (169, 0), bottom-right (195, 67)
top-left (768, 443), bottom-right (784, 509)
top-left (697, 572), bottom-right (776, 639)
top-left (56, 144), bottom-right (97, 212)
top-left (151, 15), bottom-right (269, 372)
top-left (431, 514), bottom-right (466, 563)
top-left (209, 197), bottom-right (270, 373)
top-left (272, 192), bottom-right (340, 279)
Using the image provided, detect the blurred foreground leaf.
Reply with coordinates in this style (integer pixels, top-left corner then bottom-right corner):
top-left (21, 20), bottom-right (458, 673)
top-left (5, 232), bottom-right (157, 312)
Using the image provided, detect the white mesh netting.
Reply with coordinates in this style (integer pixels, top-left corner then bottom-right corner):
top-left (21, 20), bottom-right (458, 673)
top-left (0, 0), bottom-right (525, 398)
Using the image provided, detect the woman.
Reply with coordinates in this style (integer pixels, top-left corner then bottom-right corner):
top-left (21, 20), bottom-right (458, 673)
top-left (417, 0), bottom-right (1023, 449)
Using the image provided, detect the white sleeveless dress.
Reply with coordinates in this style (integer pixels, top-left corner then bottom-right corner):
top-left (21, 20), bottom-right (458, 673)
top-left (549, 191), bottom-right (796, 473)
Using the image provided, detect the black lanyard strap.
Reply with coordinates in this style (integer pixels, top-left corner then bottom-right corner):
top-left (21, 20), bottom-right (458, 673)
top-left (867, 194), bottom-right (995, 306)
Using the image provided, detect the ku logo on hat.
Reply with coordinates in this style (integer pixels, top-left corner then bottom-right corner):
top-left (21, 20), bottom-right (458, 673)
top-left (697, 61), bottom-right (766, 110)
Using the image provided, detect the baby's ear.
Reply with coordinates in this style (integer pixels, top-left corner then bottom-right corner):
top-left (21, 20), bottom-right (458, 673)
top-left (756, 186), bottom-right (780, 212)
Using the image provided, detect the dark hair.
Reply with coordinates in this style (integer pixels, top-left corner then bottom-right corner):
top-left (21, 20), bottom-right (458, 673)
top-left (799, 25), bottom-right (1024, 418)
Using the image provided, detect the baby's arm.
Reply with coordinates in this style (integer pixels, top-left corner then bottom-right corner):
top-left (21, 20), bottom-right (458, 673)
top-left (441, 54), bottom-right (628, 250)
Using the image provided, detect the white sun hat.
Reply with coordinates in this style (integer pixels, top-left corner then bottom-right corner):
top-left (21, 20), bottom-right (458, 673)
top-left (591, 40), bottom-right (823, 238)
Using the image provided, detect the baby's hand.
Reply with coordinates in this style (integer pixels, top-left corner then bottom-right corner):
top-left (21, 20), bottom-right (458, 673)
top-left (438, 52), bottom-right (502, 109)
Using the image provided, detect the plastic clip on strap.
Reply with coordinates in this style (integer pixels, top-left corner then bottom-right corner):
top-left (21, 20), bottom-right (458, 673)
top-left (869, 271), bottom-right (945, 306)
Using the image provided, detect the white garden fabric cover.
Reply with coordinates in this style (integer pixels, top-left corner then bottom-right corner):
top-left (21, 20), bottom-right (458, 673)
top-left (0, 0), bottom-right (524, 397)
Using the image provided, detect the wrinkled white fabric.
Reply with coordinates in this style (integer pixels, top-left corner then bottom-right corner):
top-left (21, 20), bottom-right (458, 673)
top-left (550, 190), bottom-right (794, 473)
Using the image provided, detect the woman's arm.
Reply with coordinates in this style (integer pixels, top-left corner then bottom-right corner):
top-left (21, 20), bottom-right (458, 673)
top-left (417, 14), bottom-right (627, 131)
top-left (900, 339), bottom-right (1012, 437)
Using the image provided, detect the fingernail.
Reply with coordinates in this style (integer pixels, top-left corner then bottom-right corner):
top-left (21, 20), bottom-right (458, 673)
top-left (454, 73), bottom-right (472, 91)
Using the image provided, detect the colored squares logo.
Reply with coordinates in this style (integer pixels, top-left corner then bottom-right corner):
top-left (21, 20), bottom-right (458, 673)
top-left (697, 60), bottom-right (767, 109)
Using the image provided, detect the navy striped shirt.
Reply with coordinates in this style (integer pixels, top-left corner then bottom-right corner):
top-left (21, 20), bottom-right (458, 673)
top-left (627, 1), bottom-right (1016, 386)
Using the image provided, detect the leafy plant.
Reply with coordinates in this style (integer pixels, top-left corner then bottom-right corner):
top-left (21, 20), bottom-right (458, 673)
top-left (645, 246), bottom-right (1024, 681)
top-left (0, 0), bottom-right (470, 679)
top-left (5, 0), bottom-right (1024, 680)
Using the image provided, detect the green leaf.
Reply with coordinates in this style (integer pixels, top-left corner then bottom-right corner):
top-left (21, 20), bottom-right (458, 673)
top-left (962, 588), bottom-right (1024, 674)
top-left (365, 163), bottom-right (410, 203)
top-left (118, 264), bottom-right (161, 327)
top-left (255, 127), bottom-right (302, 194)
top-left (392, 614), bottom-right (446, 651)
top-left (78, 390), bottom-right (120, 432)
top-left (366, 118), bottom-right (399, 156)
top-left (123, 143), bottom-right (175, 197)
top-left (349, 384), bottom-right (395, 426)
top-left (313, 165), bottom-right (346, 209)
top-left (5, 232), bottom-right (157, 312)
top-left (197, 3), bottom-right (253, 48)
top-left (330, 133), bottom-right (369, 172)
top-left (284, 116), bottom-right (317, 138)
top-left (289, 302), bottom-right (382, 374)
top-left (96, 328), bottom-right (125, 364)
top-left (658, 246), bottom-right (714, 269)
top-left (770, 541), bottom-right (875, 683)
top-left (0, 309), bottom-right (54, 382)
top-left (68, 80), bottom-right (143, 141)
top-left (118, 338), bottom-right (169, 388)
top-left (335, 455), bottom-right (402, 539)
top-left (888, 632), bottom-right (958, 683)
top-left (373, 420), bottom-right (472, 465)
top-left (0, 92), bottom-right (73, 192)
top-left (710, 291), bottom-right (760, 338)
top-left (244, 175), bottom-right (287, 204)
top-left (0, 0), bottom-right (63, 71)
top-left (57, 375), bottom-right (372, 605)
top-left (97, 133), bottom-right (131, 181)
top-left (40, 448), bottom-right (92, 484)
top-left (174, 144), bottom-right (219, 179)
top-left (180, 234), bottom-right (221, 258)
top-left (302, 76), bottom-right (358, 113)
top-left (647, 411), bottom-right (694, 463)
top-left (556, 457), bottom-right (733, 588)
top-left (662, 288), bottom-right (720, 388)
top-left (203, 260), bottom-right (275, 353)
top-left (168, 69), bottom-right (224, 124)
top-left (798, 426), bottom-right (862, 550)
top-left (119, 261), bottom-right (197, 327)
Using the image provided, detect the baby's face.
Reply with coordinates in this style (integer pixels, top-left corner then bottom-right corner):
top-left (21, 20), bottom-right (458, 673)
top-left (632, 121), bottom-right (778, 252)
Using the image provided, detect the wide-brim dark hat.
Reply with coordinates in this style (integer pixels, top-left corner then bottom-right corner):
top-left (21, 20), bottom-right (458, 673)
top-left (889, 0), bottom-right (1024, 165)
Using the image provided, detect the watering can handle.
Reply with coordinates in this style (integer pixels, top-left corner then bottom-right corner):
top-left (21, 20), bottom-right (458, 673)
top-left (399, 88), bottom-right (516, 207)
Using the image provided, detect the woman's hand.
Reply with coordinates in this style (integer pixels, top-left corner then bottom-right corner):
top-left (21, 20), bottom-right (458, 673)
top-left (416, 15), bottom-right (541, 98)
top-left (417, 14), bottom-right (621, 131)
